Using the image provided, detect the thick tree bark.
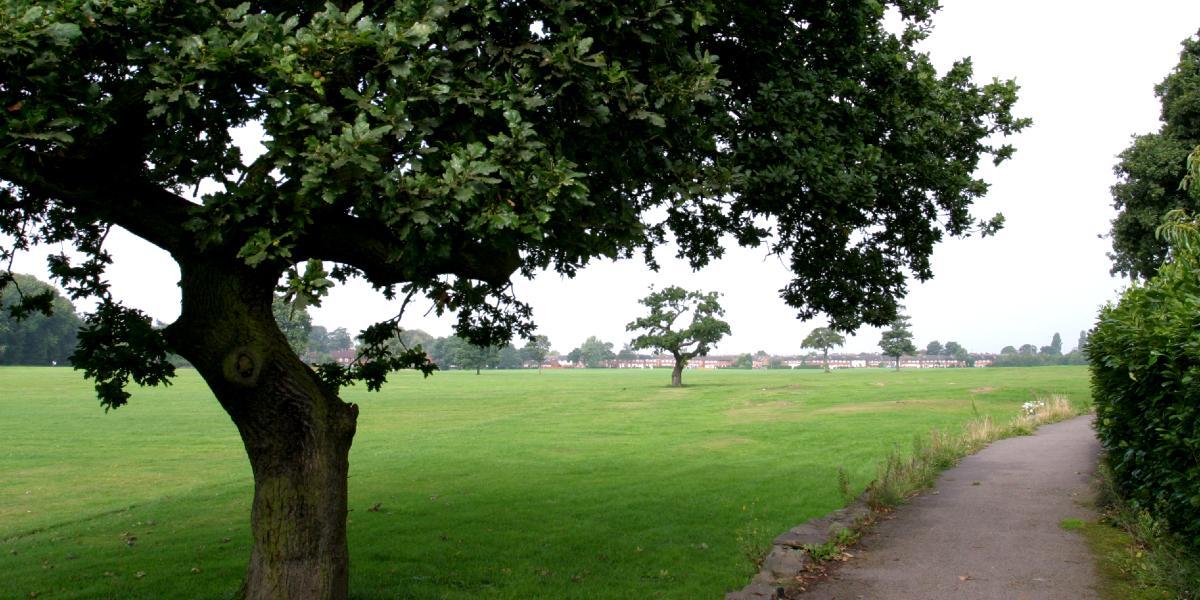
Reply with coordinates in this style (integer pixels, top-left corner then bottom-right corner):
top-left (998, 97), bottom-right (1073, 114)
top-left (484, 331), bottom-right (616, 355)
top-left (823, 348), bottom-right (830, 373)
top-left (164, 259), bottom-right (357, 600)
top-left (671, 356), bottom-right (684, 387)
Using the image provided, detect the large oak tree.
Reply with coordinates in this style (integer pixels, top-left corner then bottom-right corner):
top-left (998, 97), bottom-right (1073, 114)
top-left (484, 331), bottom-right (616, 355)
top-left (0, 1), bottom-right (1025, 597)
top-left (627, 285), bottom-right (729, 386)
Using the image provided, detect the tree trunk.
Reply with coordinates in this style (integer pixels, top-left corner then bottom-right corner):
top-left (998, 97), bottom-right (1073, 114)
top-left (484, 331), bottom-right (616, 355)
top-left (671, 357), bottom-right (684, 387)
top-left (165, 260), bottom-right (357, 600)
top-left (894, 356), bottom-right (901, 371)
top-left (823, 348), bottom-right (830, 373)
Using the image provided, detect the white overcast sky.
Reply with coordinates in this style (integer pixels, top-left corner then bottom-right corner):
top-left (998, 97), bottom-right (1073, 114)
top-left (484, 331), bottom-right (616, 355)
top-left (12, 1), bottom-right (1200, 355)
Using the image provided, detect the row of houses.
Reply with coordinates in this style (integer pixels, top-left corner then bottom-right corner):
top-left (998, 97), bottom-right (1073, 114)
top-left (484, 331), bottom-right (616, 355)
top-left (316, 348), bottom-right (993, 370)
top-left (549, 354), bottom-right (993, 370)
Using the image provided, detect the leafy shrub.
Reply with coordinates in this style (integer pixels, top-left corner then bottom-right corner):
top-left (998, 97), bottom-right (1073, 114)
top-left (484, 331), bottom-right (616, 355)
top-left (1089, 209), bottom-right (1200, 547)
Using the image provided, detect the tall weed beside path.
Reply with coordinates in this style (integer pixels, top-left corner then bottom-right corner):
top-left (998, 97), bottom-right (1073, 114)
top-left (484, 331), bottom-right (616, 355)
top-left (865, 395), bottom-right (1078, 510)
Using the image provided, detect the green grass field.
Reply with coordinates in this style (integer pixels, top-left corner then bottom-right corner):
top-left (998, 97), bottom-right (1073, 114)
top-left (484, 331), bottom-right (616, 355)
top-left (0, 366), bottom-right (1090, 599)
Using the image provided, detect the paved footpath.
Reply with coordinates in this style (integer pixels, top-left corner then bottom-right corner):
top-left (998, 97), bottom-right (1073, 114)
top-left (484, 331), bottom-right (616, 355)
top-left (805, 415), bottom-right (1102, 600)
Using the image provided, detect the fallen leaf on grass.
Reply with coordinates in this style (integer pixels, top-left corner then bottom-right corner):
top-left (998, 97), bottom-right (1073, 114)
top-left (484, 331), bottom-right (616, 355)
top-left (958, 574), bottom-right (973, 581)
top-left (134, 571), bottom-right (146, 579)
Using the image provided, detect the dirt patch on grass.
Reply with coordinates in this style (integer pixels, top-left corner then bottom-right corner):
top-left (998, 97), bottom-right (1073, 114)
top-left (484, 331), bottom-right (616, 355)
top-left (608, 401), bottom-right (646, 410)
top-left (725, 401), bottom-right (802, 423)
top-left (970, 386), bottom-right (998, 394)
top-left (812, 399), bottom-right (946, 415)
top-left (699, 436), bottom-right (756, 450)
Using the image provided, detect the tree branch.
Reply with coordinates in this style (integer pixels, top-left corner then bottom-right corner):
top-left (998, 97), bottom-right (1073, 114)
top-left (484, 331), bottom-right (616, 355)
top-left (295, 212), bottom-right (521, 287)
top-left (0, 152), bottom-right (194, 256)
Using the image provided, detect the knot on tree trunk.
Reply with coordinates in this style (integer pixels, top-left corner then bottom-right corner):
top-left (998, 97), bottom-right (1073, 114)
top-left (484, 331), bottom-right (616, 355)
top-left (224, 346), bottom-right (264, 387)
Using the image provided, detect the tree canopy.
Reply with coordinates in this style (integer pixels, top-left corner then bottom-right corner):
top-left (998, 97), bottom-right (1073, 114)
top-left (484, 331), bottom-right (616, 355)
top-left (519, 334), bottom-right (551, 368)
top-left (627, 285), bottom-right (730, 385)
top-left (307, 325), bottom-right (354, 360)
top-left (570, 335), bottom-right (615, 368)
top-left (801, 327), bottom-right (845, 372)
top-left (1039, 332), bottom-right (1062, 356)
top-left (0, 2), bottom-right (1025, 597)
top-left (1108, 30), bottom-right (1200, 279)
top-left (272, 294), bottom-right (313, 356)
top-left (879, 313), bottom-right (917, 369)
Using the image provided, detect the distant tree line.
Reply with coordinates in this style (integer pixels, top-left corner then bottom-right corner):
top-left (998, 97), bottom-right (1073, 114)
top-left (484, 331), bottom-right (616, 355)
top-left (0, 274), bottom-right (80, 365)
top-left (390, 330), bottom-right (551, 373)
top-left (989, 331), bottom-right (1088, 367)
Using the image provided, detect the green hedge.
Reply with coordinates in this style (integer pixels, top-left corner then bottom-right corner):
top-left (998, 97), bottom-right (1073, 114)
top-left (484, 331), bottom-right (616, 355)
top-left (1090, 223), bottom-right (1200, 547)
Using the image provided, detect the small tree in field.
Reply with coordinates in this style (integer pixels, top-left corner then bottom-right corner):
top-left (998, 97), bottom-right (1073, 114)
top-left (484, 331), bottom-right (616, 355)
top-left (520, 335), bottom-right (551, 371)
top-left (627, 286), bottom-right (730, 386)
top-left (801, 327), bottom-right (845, 372)
top-left (879, 314), bottom-right (917, 370)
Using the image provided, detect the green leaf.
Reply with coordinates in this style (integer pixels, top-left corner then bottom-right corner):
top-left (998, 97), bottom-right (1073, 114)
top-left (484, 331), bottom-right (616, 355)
top-left (45, 22), bottom-right (82, 42)
top-left (20, 6), bottom-right (44, 23)
top-left (576, 37), bottom-right (594, 55)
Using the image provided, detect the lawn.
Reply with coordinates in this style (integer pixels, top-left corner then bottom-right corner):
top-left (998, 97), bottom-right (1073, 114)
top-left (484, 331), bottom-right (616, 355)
top-left (0, 366), bottom-right (1090, 599)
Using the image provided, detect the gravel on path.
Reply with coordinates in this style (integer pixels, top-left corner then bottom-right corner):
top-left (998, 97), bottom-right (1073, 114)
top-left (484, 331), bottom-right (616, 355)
top-left (805, 415), bottom-right (1102, 600)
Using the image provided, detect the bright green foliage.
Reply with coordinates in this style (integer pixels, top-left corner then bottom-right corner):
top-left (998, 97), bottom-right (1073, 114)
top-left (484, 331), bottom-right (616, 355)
top-left (801, 327), bottom-right (845, 372)
top-left (0, 0), bottom-right (1026, 403)
top-left (1090, 210), bottom-right (1200, 547)
top-left (0, 273), bottom-right (80, 364)
top-left (879, 313), bottom-right (917, 369)
top-left (628, 285), bottom-right (729, 386)
top-left (1109, 30), bottom-right (1200, 279)
top-left (628, 286), bottom-right (729, 359)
